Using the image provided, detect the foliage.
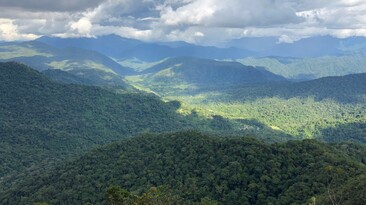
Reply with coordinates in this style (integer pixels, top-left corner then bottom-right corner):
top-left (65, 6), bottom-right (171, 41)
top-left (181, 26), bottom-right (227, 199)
top-left (129, 71), bottom-right (366, 142)
top-left (107, 186), bottom-right (185, 205)
top-left (0, 62), bottom-right (292, 191)
top-left (42, 69), bottom-right (95, 85)
top-left (0, 62), bottom-right (197, 184)
top-left (106, 185), bottom-right (218, 205)
top-left (2, 131), bottom-right (365, 205)
top-left (315, 174), bottom-right (366, 205)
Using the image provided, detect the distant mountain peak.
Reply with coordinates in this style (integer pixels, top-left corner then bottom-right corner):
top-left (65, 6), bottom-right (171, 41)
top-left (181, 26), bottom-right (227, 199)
top-left (36, 35), bottom-right (254, 61)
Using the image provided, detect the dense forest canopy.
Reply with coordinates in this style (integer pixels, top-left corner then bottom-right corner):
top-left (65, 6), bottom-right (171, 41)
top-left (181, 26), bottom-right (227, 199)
top-left (0, 62), bottom-right (194, 184)
top-left (2, 131), bottom-right (366, 205)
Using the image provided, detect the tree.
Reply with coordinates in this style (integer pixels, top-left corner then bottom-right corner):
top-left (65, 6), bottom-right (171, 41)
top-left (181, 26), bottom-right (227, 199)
top-left (325, 165), bottom-right (344, 205)
top-left (106, 185), bottom-right (135, 205)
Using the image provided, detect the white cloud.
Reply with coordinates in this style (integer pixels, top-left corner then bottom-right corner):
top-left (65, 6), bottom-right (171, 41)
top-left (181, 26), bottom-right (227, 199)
top-left (0, 18), bottom-right (39, 41)
top-left (1, 0), bottom-right (366, 44)
top-left (278, 35), bottom-right (295, 43)
top-left (70, 17), bottom-right (93, 36)
top-left (0, 0), bottom-right (103, 12)
top-left (159, 0), bottom-right (216, 26)
top-left (158, 0), bottom-right (301, 28)
top-left (194, 32), bottom-right (204, 37)
top-left (91, 24), bottom-right (155, 40)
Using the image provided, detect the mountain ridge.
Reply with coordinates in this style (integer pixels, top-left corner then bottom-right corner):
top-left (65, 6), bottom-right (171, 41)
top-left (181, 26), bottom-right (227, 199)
top-left (228, 35), bottom-right (366, 57)
top-left (0, 41), bottom-right (136, 86)
top-left (36, 35), bottom-right (255, 61)
top-left (140, 57), bottom-right (286, 87)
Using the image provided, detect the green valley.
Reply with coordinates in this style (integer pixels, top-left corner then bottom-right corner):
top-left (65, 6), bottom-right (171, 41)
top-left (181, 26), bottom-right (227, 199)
top-left (125, 58), bottom-right (366, 143)
top-left (0, 62), bottom-right (293, 192)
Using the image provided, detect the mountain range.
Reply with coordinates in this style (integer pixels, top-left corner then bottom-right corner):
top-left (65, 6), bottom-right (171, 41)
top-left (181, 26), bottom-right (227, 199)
top-left (238, 54), bottom-right (366, 80)
top-left (228, 35), bottom-right (366, 57)
top-left (1, 34), bottom-right (366, 205)
top-left (37, 35), bottom-right (366, 60)
top-left (0, 41), bottom-right (134, 86)
top-left (37, 35), bottom-right (254, 61)
top-left (2, 35), bottom-right (366, 85)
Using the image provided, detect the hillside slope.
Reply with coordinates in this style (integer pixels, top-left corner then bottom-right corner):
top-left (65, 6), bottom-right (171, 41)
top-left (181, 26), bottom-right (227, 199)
top-left (129, 57), bottom-right (286, 95)
top-left (221, 73), bottom-right (366, 104)
top-left (0, 62), bottom-right (194, 181)
top-left (0, 41), bottom-right (135, 86)
top-left (42, 69), bottom-right (95, 85)
top-left (2, 131), bottom-right (365, 205)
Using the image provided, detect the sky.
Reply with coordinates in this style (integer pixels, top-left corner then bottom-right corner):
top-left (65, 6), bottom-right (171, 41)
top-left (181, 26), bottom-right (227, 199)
top-left (0, 0), bottom-right (366, 45)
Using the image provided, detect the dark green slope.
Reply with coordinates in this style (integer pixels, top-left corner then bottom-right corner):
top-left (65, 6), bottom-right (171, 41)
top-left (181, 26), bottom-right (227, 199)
top-left (0, 62), bottom-right (194, 181)
top-left (316, 174), bottom-right (366, 205)
top-left (42, 69), bottom-right (94, 85)
top-left (3, 131), bottom-right (365, 205)
top-left (216, 73), bottom-right (366, 104)
top-left (142, 57), bottom-right (286, 86)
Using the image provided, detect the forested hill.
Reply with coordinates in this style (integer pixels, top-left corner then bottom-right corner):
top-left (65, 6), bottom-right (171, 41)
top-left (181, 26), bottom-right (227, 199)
top-left (2, 131), bottom-right (365, 205)
top-left (140, 57), bottom-right (286, 88)
top-left (239, 54), bottom-right (366, 80)
top-left (42, 69), bottom-right (95, 85)
top-left (0, 62), bottom-right (196, 181)
top-left (217, 72), bottom-right (366, 104)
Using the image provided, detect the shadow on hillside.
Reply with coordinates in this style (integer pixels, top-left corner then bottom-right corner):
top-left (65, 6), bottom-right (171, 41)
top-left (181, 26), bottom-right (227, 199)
top-left (317, 122), bottom-right (366, 144)
top-left (191, 76), bottom-right (366, 104)
top-left (234, 118), bottom-right (294, 142)
top-left (166, 100), bottom-right (294, 142)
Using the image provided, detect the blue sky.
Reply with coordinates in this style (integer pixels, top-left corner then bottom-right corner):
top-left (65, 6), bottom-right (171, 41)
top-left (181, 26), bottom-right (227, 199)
top-left (0, 0), bottom-right (365, 45)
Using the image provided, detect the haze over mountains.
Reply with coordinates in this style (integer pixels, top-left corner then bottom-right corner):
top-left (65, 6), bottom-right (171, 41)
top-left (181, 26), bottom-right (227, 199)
top-left (37, 35), bottom-right (254, 61)
top-left (1, 34), bottom-right (366, 85)
top-left (35, 35), bottom-right (366, 82)
top-left (228, 36), bottom-right (366, 57)
top-left (37, 35), bottom-right (366, 59)
top-left (0, 40), bottom-right (134, 86)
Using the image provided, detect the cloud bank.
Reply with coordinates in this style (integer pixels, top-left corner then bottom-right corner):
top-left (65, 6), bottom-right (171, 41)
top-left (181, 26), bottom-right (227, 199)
top-left (0, 0), bottom-right (366, 45)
